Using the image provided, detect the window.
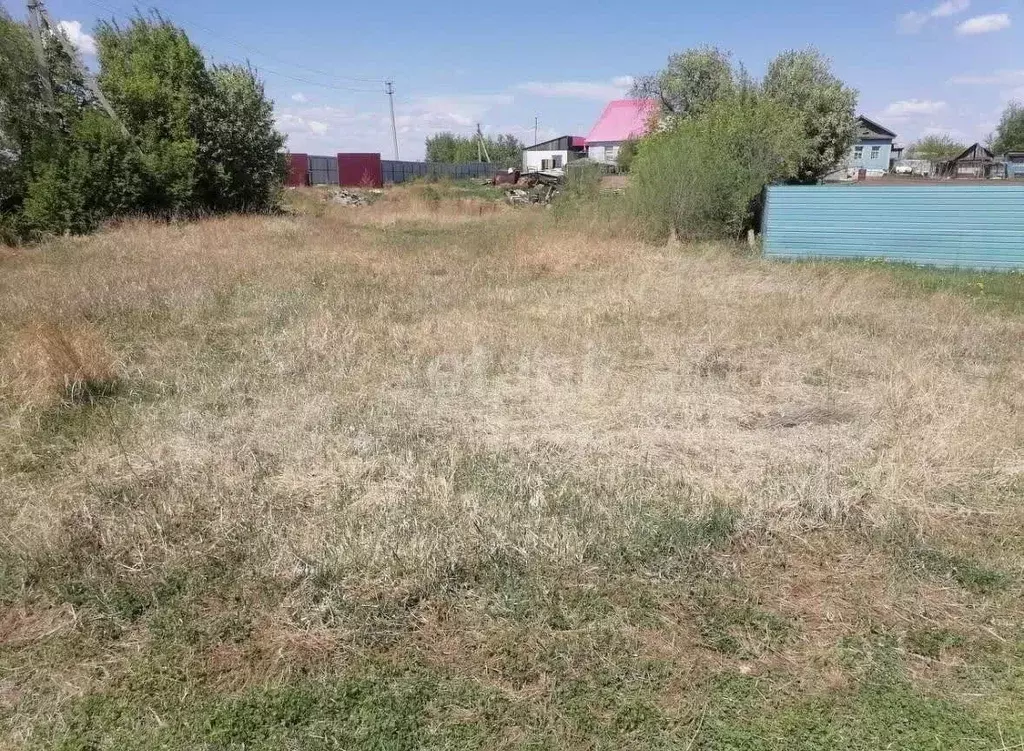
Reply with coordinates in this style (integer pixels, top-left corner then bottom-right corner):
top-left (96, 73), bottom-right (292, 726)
top-left (870, 146), bottom-right (881, 159)
top-left (553, 154), bottom-right (563, 168)
top-left (854, 145), bottom-right (864, 160)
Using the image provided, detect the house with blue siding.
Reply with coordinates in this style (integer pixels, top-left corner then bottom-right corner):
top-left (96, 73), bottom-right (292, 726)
top-left (825, 116), bottom-right (898, 180)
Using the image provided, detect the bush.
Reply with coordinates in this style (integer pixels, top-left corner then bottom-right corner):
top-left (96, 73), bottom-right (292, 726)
top-left (196, 65), bottom-right (287, 212)
top-left (23, 111), bottom-right (143, 235)
top-left (552, 160), bottom-right (603, 219)
top-left (629, 95), bottom-right (808, 241)
top-left (616, 139), bottom-right (639, 173)
top-left (2, 12), bottom-right (285, 241)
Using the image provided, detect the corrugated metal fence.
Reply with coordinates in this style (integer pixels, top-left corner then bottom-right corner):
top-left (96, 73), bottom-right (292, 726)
top-left (285, 153), bottom-right (497, 187)
top-left (381, 160), bottom-right (495, 184)
top-left (308, 155), bottom-right (339, 185)
top-left (763, 185), bottom-right (1024, 270)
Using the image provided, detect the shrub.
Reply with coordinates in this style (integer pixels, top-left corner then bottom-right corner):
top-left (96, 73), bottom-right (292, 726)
top-left (629, 95), bottom-right (808, 241)
top-left (552, 160), bottom-right (603, 219)
top-left (2, 12), bottom-right (286, 241)
top-left (196, 65), bottom-right (287, 213)
top-left (616, 139), bottom-right (640, 173)
top-left (22, 111), bottom-right (144, 235)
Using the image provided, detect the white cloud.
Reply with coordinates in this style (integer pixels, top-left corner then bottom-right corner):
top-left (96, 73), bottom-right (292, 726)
top-left (882, 99), bottom-right (948, 117)
top-left (515, 76), bottom-right (634, 101)
top-left (898, 0), bottom-right (969, 32)
top-left (291, 92), bottom-right (308, 103)
top-left (56, 20), bottom-right (96, 56)
top-left (308, 120), bottom-right (328, 135)
top-left (949, 69), bottom-right (1024, 84)
top-left (956, 13), bottom-right (1011, 34)
top-left (932, 0), bottom-right (970, 17)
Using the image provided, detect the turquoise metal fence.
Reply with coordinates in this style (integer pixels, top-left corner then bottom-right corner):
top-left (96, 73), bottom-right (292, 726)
top-left (763, 185), bottom-right (1024, 270)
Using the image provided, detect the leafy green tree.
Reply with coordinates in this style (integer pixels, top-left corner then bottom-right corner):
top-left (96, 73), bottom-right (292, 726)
top-left (762, 48), bottom-right (857, 183)
top-left (198, 65), bottom-right (286, 212)
top-left (95, 14), bottom-right (211, 214)
top-left (1, 8), bottom-right (94, 240)
top-left (992, 101), bottom-right (1024, 154)
top-left (632, 46), bottom-right (735, 118)
top-left (425, 131), bottom-right (524, 168)
top-left (630, 94), bottom-right (808, 240)
top-left (22, 110), bottom-right (143, 235)
top-left (907, 134), bottom-right (966, 161)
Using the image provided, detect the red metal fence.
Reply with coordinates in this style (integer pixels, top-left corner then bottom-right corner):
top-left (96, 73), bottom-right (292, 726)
top-left (338, 153), bottom-right (383, 188)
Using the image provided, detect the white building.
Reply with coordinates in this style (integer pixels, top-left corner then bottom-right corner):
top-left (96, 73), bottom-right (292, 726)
top-left (522, 135), bottom-right (587, 171)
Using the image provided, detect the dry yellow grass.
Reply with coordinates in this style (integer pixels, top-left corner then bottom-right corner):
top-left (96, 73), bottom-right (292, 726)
top-left (1, 196), bottom-right (1021, 579)
top-left (1, 190), bottom-right (1022, 748)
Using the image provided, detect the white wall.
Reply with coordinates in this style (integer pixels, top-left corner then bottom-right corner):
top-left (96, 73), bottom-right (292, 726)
top-left (587, 143), bottom-right (619, 164)
top-left (523, 149), bottom-right (570, 171)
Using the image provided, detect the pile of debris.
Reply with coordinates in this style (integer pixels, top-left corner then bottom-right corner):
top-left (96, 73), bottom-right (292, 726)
top-left (502, 168), bottom-right (564, 206)
top-left (324, 188), bottom-right (371, 206)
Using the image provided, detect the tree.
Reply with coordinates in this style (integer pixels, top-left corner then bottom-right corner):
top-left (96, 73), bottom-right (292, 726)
top-left (762, 48), bottom-right (857, 183)
top-left (907, 134), bottom-right (966, 161)
top-left (630, 94), bottom-right (808, 240)
top-left (197, 65), bottom-right (286, 212)
top-left (1, 8), bottom-right (93, 240)
top-left (992, 101), bottom-right (1024, 154)
top-left (95, 14), bottom-right (212, 214)
top-left (425, 131), bottom-right (524, 168)
top-left (632, 46), bottom-right (735, 119)
top-left (95, 14), bottom-right (284, 217)
top-left (23, 110), bottom-right (143, 234)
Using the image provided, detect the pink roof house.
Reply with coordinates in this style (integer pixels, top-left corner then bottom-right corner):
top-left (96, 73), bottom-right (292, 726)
top-left (585, 99), bottom-right (658, 164)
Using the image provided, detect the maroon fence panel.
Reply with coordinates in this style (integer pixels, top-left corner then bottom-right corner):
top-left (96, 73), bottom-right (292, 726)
top-left (286, 153), bottom-right (309, 187)
top-left (338, 153), bottom-right (383, 188)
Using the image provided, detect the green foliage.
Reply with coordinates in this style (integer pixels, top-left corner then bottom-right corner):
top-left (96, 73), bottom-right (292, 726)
top-left (22, 111), bottom-right (144, 234)
top-left (424, 131), bottom-right (524, 167)
top-left (762, 48), bottom-right (858, 182)
top-left (632, 45), bottom-right (735, 118)
top-left (0, 8), bottom-right (89, 236)
top-left (95, 15), bottom-right (211, 214)
top-left (907, 133), bottom-right (966, 161)
top-left (992, 100), bottom-right (1024, 154)
top-left (630, 95), bottom-right (808, 240)
top-left (561, 160), bottom-right (603, 199)
top-left (616, 138), bottom-right (640, 172)
top-left (2, 11), bottom-right (284, 242)
top-left (633, 46), bottom-right (856, 188)
top-left (196, 65), bottom-right (287, 212)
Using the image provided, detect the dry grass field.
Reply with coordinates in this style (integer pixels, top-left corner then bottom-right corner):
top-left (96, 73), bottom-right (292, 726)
top-left (1, 184), bottom-right (1023, 749)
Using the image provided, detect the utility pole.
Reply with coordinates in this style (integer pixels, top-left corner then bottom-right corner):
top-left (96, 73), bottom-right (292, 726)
top-left (475, 123), bottom-right (490, 163)
top-left (385, 80), bottom-right (399, 160)
top-left (26, 0), bottom-right (54, 106)
top-left (33, 0), bottom-right (128, 135)
top-left (533, 116), bottom-right (538, 146)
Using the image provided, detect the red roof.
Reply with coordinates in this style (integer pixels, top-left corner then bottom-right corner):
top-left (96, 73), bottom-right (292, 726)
top-left (586, 99), bottom-right (658, 143)
top-left (570, 136), bottom-right (587, 148)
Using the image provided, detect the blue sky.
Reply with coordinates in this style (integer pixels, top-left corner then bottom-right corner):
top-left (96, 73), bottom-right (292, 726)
top-left (6, 0), bottom-right (1022, 157)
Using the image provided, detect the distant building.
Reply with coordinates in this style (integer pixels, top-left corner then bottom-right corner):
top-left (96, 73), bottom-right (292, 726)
top-left (522, 136), bottom-right (587, 171)
top-left (936, 143), bottom-right (998, 178)
top-left (824, 116), bottom-right (898, 181)
top-left (850, 116), bottom-right (898, 176)
top-left (585, 99), bottom-right (658, 166)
